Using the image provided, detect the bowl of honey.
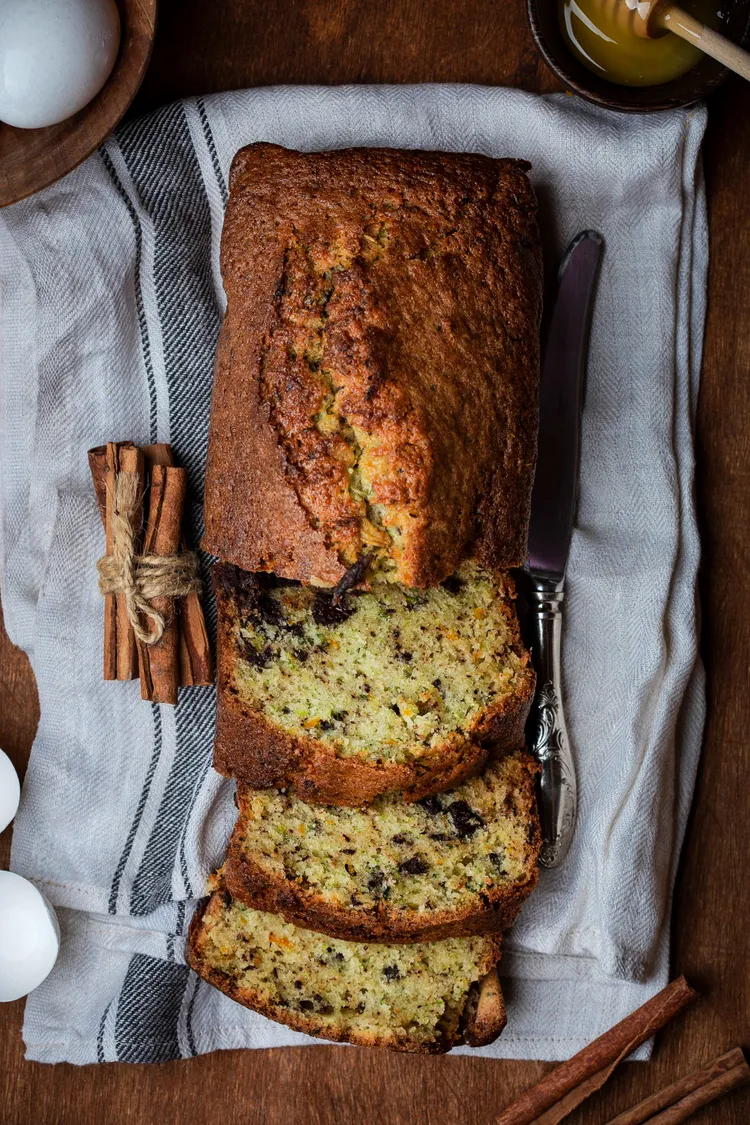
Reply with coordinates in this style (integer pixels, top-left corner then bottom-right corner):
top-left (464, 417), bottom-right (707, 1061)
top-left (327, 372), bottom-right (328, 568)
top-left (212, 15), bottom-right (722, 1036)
top-left (528, 0), bottom-right (750, 111)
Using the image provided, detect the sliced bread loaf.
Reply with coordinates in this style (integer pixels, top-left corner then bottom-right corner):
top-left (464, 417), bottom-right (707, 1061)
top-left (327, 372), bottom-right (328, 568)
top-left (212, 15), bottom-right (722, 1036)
top-left (213, 560), bottom-right (535, 804)
top-left (187, 888), bottom-right (506, 1053)
top-left (223, 750), bottom-right (540, 943)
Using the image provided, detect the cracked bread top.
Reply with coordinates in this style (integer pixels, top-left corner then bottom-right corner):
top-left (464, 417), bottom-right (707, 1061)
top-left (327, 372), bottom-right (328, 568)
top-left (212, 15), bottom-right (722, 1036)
top-left (203, 143), bottom-right (542, 589)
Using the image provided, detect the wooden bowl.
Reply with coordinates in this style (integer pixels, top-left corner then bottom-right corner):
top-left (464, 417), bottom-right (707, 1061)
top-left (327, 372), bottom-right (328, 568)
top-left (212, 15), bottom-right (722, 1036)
top-left (0, 0), bottom-right (157, 208)
top-left (527, 0), bottom-right (750, 112)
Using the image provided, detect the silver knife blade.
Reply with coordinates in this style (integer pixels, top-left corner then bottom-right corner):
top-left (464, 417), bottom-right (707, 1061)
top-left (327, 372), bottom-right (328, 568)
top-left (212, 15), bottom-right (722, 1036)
top-left (528, 230), bottom-right (603, 579)
top-left (524, 230), bottom-right (602, 868)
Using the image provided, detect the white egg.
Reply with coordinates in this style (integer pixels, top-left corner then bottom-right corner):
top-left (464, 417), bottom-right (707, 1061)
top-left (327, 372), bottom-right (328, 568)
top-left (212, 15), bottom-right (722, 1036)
top-left (0, 749), bottom-right (20, 833)
top-left (0, 871), bottom-right (60, 1002)
top-left (0, 0), bottom-right (121, 129)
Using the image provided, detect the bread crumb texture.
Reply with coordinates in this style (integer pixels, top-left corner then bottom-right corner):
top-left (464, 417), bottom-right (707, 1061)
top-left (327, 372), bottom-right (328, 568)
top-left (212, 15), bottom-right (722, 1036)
top-left (235, 751), bottom-right (536, 915)
top-left (192, 894), bottom-right (497, 1049)
top-left (228, 561), bottom-right (528, 764)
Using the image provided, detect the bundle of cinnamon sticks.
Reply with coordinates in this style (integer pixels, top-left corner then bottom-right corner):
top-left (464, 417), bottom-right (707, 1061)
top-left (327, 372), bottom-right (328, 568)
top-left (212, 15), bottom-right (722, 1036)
top-left (496, 976), bottom-right (749, 1125)
top-left (89, 441), bottom-right (212, 705)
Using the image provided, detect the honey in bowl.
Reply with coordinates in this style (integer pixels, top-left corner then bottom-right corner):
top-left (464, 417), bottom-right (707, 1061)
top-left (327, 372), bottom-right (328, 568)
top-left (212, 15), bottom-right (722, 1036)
top-left (559, 0), bottom-right (722, 86)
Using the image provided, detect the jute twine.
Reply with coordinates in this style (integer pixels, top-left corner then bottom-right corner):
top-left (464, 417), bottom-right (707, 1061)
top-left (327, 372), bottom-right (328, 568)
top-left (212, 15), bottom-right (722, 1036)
top-left (96, 471), bottom-right (200, 645)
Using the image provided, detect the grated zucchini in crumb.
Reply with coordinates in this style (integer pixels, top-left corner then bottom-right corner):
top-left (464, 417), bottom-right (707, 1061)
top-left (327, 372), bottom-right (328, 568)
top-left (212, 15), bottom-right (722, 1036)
top-left (230, 561), bottom-right (526, 764)
top-left (197, 897), bottom-right (495, 1045)
top-left (236, 753), bottom-right (535, 914)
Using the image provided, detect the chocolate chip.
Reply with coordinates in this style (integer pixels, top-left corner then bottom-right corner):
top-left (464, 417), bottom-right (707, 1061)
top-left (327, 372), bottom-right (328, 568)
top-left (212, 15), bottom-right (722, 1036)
top-left (334, 952), bottom-right (345, 962)
top-left (213, 563), bottom-right (259, 609)
top-left (432, 678), bottom-right (443, 691)
top-left (356, 1001), bottom-right (366, 1013)
top-left (299, 999), bottom-right (314, 1011)
top-left (341, 848), bottom-right (356, 855)
top-left (390, 703), bottom-right (400, 714)
top-left (294, 980), bottom-right (303, 989)
top-left (319, 720), bottom-right (333, 731)
top-left (383, 965), bottom-right (401, 982)
top-left (395, 650), bottom-right (413, 662)
top-left (391, 834), bottom-right (410, 845)
top-left (428, 833), bottom-right (450, 842)
top-left (417, 795), bottom-right (444, 815)
top-left (489, 852), bottom-right (506, 870)
top-left (295, 648), bottom-right (309, 662)
top-left (399, 857), bottom-right (429, 876)
top-left (441, 575), bottom-right (463, 595)
top-left (332, 551), bottom-right (373, 604)
top-left (446, 800), bottom-right (485, 839)
top-left (239, 638), bottom-right (272, 669)
top-left (367, 870), bottom-right (388, 896)
top-left (256, 591), bottom-right (285, 627)
top-left (312, 592), bottom-right (356, 626)
top-left (332, 709), bottom-right (348, 722)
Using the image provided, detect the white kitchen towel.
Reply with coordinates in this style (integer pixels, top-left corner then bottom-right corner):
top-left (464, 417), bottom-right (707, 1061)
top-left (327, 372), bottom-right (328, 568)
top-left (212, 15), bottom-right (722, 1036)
top-left (0, 85), bottom-right (707, 1064)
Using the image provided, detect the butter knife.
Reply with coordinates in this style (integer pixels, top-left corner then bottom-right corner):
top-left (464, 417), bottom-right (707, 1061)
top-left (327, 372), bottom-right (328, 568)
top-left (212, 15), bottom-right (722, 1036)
top-left (524, 230), bottom-right (603, 869)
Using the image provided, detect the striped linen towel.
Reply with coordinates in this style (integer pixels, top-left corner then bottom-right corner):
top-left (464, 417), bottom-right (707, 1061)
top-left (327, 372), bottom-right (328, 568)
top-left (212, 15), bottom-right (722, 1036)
top-left (0, 85), bottom-right (707, 1063)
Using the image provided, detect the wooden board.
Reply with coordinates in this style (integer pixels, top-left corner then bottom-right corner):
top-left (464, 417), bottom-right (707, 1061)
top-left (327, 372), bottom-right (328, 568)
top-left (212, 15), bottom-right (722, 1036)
top-left (0, 0), bottom-right (157, 208)
top-left (1, 2), bottom-right (749, 1122)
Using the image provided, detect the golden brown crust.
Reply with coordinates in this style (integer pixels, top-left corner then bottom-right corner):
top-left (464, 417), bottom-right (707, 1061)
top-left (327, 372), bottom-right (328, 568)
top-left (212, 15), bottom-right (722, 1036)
top-left (186, 893), bottom-right (504, 1054)
top-left (463, 967), bottom-right (508, 1048)
top-left (203, 143), bottom-right (542, 589)
top-left (222, 757), bottom-right (541, 944)
top-left (212, 578), bottom-right (535, 805)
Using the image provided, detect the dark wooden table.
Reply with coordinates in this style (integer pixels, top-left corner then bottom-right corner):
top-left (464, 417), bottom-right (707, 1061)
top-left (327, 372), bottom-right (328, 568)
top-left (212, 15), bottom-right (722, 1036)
top-left (2, 2), bottom-right (749, 1122)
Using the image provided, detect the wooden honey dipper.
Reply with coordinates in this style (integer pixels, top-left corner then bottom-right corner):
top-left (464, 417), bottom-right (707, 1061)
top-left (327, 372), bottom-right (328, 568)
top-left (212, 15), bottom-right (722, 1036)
top-left (605, 0), bottom-right (750, 80)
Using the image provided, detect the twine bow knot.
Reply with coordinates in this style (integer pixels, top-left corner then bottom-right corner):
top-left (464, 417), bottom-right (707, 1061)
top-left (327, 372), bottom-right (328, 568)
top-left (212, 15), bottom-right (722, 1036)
top-left (96, 471), bottom-right (200, 645)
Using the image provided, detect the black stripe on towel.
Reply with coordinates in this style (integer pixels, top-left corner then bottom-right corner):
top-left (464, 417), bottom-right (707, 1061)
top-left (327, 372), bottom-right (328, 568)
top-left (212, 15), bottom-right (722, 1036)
top-left (97, 146), bottom-right (159, 443)
top-left (197, 96), bottom-right (229, 205)
top-left (96, 998), bottom-right (113, 1063)
top-left (115, 103), bottom-right (220, 913)
top-left (116, 101), bottom-right (221, 494)
top-left (108, 704), bottom-right (163, 915)
top-left (115, 955), bottom-right (190, 1062)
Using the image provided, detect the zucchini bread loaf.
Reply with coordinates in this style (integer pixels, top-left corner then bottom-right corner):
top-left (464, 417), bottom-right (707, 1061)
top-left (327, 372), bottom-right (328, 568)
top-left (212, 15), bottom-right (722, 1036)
top-left (187, 887), bottom-right (506, 1053)
top-left (203, 143), bottom-right (542, 590)
top-left (224, 750), bottom-right (540, 943)
top-left (213, 561), bottom-right (535, 804)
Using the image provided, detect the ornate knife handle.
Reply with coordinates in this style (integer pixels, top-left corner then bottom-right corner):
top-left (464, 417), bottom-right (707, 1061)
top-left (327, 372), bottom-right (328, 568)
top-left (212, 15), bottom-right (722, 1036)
top-left (526, 576), bottom-right (577, 868)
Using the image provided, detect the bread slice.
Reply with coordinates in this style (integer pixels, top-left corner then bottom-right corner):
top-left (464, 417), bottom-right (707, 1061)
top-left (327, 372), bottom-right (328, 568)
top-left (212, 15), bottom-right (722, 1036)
top-left (187, 888), bottom-right (506, 1053)
top-left (223, 750), bottom-right (540, 943)
top-left (213, 561), bottom-right (535, 805)
top-left (202, 143), bottom-right (542, 590)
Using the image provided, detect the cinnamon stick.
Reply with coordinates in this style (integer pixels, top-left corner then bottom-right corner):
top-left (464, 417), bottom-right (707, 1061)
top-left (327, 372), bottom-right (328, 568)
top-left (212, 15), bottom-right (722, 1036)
top-left (104, 442), bottom-right (144, 681)
top-left (496, 977), bottom-right (698, 1125)
top-left (605, 1048), bottom-right (749, 1125)
top-left (88, 446), bottom-right (108, 525)
top-left (89, 447), bottom-right (114, 678)
top-left (137, 465), bottom-right (186, 704)
top-left (90, 443), bottom-right (213, 691)
top-left (142, 445), bottom-right (212, 687)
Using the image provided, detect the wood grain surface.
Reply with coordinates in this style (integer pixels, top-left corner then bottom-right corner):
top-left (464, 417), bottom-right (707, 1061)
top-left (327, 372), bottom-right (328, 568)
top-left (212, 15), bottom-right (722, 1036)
top-left (1, 2), bottom-right (749, 1122)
